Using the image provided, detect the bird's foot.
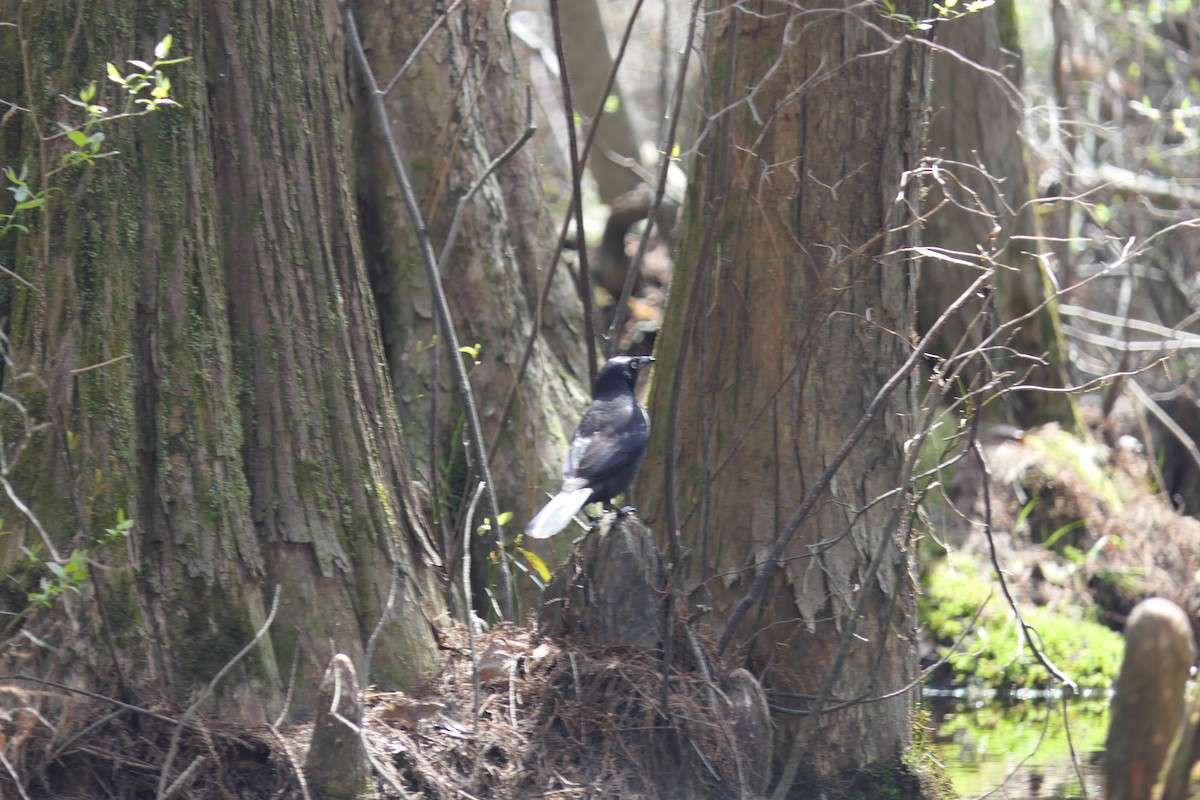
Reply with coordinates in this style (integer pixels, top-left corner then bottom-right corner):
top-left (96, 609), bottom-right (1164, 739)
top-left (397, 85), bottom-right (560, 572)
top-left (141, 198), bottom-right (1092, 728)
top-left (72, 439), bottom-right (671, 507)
top-left (614, 505), bottom-right (637, 518)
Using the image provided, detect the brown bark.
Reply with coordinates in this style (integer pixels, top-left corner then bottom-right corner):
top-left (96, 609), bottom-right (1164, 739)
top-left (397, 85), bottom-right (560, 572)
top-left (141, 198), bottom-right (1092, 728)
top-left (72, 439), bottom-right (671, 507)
top-left (346, 0), bottom-right (590, 564)
top-left (639, 0), bottom-right (929, 782)
top-left (923, 2), bottom-right (1076, 428)
top-left (0, 0), bottom-right (442, 718)
top-left (305, 654), bottom-right (368, 799)
top-left (1105, 598), bottom-right (1194, 800)
top-left (538, 514), bottom-right (668, 648)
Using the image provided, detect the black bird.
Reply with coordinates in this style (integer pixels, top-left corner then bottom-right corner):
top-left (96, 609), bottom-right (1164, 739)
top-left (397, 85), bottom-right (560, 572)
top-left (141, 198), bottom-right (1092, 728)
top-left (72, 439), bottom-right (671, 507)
top-left (525, 355), bottom-right (655, 539)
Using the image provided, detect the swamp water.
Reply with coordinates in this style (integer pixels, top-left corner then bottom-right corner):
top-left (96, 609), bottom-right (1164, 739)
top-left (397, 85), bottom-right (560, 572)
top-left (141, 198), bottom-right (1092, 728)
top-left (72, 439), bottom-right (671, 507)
top-left (927, 694), bottom-right (1109, 799)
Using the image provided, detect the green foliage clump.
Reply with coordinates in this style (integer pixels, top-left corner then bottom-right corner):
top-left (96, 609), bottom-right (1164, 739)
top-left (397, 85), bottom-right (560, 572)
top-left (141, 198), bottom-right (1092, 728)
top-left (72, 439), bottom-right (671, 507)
top-left (920, 553), bottom-right (1123, 692)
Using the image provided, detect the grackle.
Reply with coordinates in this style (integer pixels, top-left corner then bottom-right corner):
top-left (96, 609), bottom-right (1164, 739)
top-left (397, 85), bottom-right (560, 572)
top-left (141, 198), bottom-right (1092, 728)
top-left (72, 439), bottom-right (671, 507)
top-left (525, 355), bottom-right (655, 539)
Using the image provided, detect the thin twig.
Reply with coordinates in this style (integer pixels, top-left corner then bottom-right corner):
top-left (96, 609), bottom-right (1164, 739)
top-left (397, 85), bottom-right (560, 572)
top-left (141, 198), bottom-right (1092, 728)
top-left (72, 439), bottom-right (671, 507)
top-left (45, 710), bottom-right (123, 762)
top-left (548, 0), bottom-right (598, 381)
top-left (1126, 379), bottom-right (1200, 475)
top-left (769, 500), bottom-right (907, 800)
top-left (485, 0), bottom-right (648, 464)
top-left (972, 437), bottom-right (1077, 691)
top-left (340, 1), bottom-right (514, 620)
top-left (159, 755), bottom-right (205, 800)
top-left (605, 0), bottom-right (703, 354)
top-left (0, 675), bottom-right (180, 725)
top-left (368, 751), bottom-right (415, 799)
top-left (0, 749), bottom-right (33, 800)
top-left (272, 641), bottom-right (301, 729)
top-left (463, 480), bottom-right (485, 731)
top-left (363, 569), bottom-right (399, 691)
top-left (68, 353), bottom-right (132, 375)
top-left (664, 0), bottom-right (724, 575)
top-left (381, 0), bottom-right (466, 95)
top-left (1060, 682), bottom-right (1089, 799)
top-left (1, 474), bottom-right (60, 562)
top-left (155, 586), bottom-right (281, 800)
top-left (437, 86), bottom-right (536, 271)
top-left (268, 724), bottom-right (313, 800)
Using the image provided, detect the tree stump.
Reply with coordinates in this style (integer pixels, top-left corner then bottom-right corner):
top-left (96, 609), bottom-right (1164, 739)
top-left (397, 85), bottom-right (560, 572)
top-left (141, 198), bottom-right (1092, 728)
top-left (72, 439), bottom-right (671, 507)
top-left (304, 654), bottom-right (368, 799)
top-left (538, 513), bottom-right (668, 647)
top-left (536, 514), bottom-right (774, 797)
top-left (1105, 597), bottom-right (1194, 800)
top-left (727, 666), bottom-right (774, 796)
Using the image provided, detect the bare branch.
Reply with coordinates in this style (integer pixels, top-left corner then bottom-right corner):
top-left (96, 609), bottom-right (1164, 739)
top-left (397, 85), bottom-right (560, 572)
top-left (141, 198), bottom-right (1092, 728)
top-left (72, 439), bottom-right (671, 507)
top-left (155, 585), bottom-right (281, 800)
top-left (381, 0), bottom-right (465, 95)
top-left (339, 1), bottom-right (514, 619)
top-left (605, 0), bottom-right (704, 355)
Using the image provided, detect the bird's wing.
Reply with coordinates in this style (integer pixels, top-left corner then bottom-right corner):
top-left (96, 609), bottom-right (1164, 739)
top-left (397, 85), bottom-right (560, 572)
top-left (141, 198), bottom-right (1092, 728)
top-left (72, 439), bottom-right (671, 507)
top-left (564, 399), bottom-right (649, 484)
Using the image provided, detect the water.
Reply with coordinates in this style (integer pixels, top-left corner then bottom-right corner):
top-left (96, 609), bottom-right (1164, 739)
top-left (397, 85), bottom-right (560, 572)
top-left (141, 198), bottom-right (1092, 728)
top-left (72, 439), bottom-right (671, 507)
top-left (927, 695), bottom-right (1109, 799)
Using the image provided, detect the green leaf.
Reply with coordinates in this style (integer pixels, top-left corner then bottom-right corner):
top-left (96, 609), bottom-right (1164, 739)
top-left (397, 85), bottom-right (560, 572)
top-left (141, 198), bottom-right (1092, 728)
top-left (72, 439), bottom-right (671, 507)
top-left (106, 62), bottom-right (123, 84)
top-left (519, 548), bottom-right (552, 583)
top-left (80, 81), bottom-right (96, 103)
top-left (496, 511), bottom-right (513, 527)
top-left (67, 130), bottom-right (90, 148)
top-left (127, 59), bottom-right (153, 73)
top-left (47, 562), bottom-right (67, 579)
top-left (15, 198), bottom-right (46, 212)
top-left (155, 34), bottom-right (173, 60)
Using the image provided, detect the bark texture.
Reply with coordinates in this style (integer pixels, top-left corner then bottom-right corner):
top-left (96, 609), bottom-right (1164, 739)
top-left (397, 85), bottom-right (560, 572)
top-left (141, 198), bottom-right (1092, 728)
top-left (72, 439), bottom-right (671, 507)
top-left (538, 514), bottom-right (667, 648)
top-left (923, 2), bottom-right (1075, 427)
top-left (347, 0), bottom-right (590, 541)
top-left (639, 0), bottom-right (929, 781)
top-left (305, 654), bottom-right (368, 799)
top-left (1105, 598), bottom-right (1193, 800)
top-left (0, 0), bottom-right (443, 718)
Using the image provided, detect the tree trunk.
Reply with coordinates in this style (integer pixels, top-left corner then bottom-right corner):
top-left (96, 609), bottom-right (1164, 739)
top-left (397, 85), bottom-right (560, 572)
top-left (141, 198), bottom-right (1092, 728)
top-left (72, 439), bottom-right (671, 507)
top-left (0, 0), bottom-right (443, 719)
top-left (640, 0), bottom-right (929, 783)
top-left (347, 0), bottom-right (591, 575)
top-left (922, 1), bottom-right (1077, 428)
top-left (557, 0), bottom-right (646, 205)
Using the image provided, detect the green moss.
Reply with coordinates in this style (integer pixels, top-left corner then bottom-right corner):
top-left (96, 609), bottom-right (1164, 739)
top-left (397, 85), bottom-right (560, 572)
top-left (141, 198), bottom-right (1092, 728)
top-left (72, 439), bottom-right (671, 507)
top-left (175, 582), bottom-right (263, 682)
top-left (798, 742), bottom-right (955, 800)
top-left (921, 552), bottom-right (1123, 692)
top-left (1022, 427), bottom-right (1130, 515)
top-left (100, 567), bottom-right (143, 643)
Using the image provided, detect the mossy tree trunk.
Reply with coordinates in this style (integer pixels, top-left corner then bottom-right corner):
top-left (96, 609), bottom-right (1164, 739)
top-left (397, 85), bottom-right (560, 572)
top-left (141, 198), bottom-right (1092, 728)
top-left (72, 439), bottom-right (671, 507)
top-left (347, 0), bottom-right (591, 573)
top-left (0, 0), bottom-right (444, 718)
top-left (639, 0), bottom-right (929, 784)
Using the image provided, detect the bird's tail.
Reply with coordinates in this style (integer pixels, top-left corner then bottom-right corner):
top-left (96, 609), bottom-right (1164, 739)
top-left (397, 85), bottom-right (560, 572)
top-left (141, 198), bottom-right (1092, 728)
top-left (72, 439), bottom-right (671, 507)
top-left (524, 487), bottom-right (593, 539)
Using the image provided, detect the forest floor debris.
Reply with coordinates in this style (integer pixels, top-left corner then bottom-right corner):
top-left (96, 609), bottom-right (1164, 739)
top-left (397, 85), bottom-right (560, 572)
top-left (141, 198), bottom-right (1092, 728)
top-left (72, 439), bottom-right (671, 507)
top-left (2, 624), bottom-right (769, 799)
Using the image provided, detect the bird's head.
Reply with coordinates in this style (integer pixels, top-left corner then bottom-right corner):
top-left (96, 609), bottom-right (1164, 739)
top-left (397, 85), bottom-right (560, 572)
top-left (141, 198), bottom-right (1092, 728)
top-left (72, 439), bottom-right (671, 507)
top-left (593, 355), bottom-right (655, 397)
